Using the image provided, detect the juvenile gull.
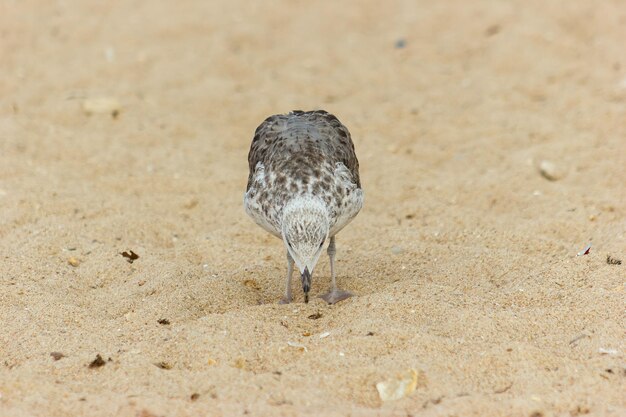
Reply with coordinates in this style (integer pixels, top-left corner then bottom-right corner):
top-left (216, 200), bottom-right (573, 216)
top-left (244, 110), bottom-right (364, 304)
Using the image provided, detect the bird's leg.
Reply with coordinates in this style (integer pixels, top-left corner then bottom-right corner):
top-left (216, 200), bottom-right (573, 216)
top-left (280, 251), bottom-right (294, 304)
top-left (320, 236), bottom-right (353, 304)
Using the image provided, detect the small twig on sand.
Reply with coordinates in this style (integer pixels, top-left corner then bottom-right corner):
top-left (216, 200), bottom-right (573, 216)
top-left (569, 333), bottom-right (588, 346)
top-left (606, 255), bottom-right (622, 265)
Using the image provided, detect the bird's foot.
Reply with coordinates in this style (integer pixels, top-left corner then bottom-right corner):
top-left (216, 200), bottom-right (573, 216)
top-left (279, 296), bottom-right (292, 305)
top-left (319, 289), bottom-right (353, 305)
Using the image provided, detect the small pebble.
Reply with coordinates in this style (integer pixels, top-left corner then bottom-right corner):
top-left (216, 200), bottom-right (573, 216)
top-left (82, 97), bottom-right (121, 117)
top-left (104, 46), bottom-right (115, 62)
top-left (395, 39), bottom-right (406, 49)
top-left (376, 369), bottom-right (418, 402)
top-left (243, 279), bottom-right (260, 290)
top-left (485, 24), bottom-right (501, 36)
top-left (391, 246), bottom-right (404, 255)
top-left (287, 342), bottom-right (307, 352)
top-left (68, 257), bottom-right (80, 267)
top-left (88, 354), bottom-right (106, 368)
top-left (184, 199), bottom-right (199, 209)
top-left (538, 160), bottom-right (565, 181)
top-left (234, 357), bottom-right (246, 369)
top-left (155, 361), bottom-right (172, 370)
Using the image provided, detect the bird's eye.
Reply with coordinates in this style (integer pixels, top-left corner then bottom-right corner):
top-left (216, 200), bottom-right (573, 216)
top-left (319, 242), bottom-right (324, 248)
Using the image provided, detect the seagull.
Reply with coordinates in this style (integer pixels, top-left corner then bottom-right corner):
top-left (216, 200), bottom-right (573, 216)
top-left (244, 110), bottom-right (363, 304)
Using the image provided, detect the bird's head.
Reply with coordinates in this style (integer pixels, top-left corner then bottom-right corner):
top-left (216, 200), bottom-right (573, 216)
top-left (281, 197), bottom-right (329, 303)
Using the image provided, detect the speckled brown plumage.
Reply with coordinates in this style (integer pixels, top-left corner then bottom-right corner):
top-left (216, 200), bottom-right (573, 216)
top-left (247, 110), bottom-right (360, 190)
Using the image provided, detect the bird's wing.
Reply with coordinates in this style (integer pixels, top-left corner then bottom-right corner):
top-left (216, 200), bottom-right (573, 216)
top-left (246, 114), bottom-right (288, 191)
top-left (246, 110), bottom-right (361, 190)
top-left (295, 110), bottom-right (361, 188)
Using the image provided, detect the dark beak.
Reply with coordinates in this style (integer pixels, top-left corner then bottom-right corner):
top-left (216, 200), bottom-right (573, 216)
top-left (301, 267), bottom-right (311, 303)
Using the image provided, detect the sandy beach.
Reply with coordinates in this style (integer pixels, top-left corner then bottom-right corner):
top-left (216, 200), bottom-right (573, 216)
top-left (1, 1), bottom-right (625, 416)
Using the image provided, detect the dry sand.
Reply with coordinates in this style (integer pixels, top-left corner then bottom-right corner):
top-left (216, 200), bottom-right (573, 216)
top-left (1, 1), bottom-right (625, 416)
